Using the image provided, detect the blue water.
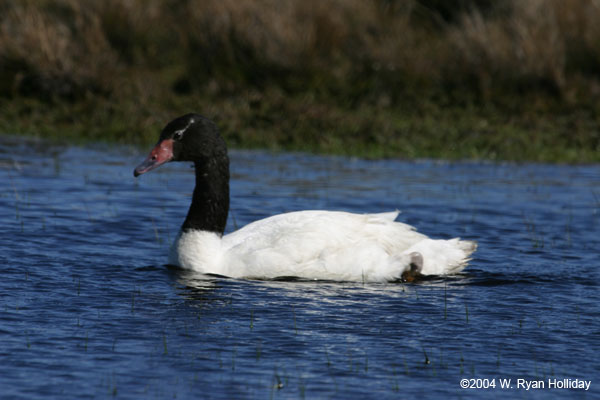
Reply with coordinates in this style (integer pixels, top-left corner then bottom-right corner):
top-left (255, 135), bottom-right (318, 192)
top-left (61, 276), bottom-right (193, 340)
top-left (1, 135), bottom-right (599, 399)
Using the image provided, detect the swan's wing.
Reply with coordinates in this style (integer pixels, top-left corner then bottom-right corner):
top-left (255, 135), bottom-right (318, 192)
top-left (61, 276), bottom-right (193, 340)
top-left (226, 209), bottom-right (400, 238)
top-left (220, 210), bottom-right (425, 280)
top-left (223, 210), bottom-right (410, 250)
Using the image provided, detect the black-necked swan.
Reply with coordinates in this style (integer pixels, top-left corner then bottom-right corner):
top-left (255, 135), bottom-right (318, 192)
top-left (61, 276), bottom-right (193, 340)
top-left (134, 113), bottom-right (477, 282)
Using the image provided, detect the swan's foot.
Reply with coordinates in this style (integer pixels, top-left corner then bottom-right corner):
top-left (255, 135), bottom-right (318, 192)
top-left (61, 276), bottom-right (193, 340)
top-left (401, 252), bottom-right (424, 283)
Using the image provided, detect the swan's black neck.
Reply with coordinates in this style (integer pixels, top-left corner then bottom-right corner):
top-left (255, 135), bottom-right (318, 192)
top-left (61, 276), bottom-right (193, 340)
top-left (182, 154), bottom-right (230, 235)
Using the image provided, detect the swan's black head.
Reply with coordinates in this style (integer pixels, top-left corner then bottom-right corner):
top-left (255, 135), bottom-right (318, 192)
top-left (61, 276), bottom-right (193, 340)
top-left (134, 113), bottom-right (227, 176)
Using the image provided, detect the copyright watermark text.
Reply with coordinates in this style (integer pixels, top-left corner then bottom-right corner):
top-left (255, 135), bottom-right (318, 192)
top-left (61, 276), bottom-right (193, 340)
top-left (460, 378), bottom-right (591, 391)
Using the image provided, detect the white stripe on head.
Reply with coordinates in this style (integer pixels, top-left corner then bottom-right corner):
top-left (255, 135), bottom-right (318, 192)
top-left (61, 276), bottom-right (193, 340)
top-left (174, 118), bottom-right (195, 138)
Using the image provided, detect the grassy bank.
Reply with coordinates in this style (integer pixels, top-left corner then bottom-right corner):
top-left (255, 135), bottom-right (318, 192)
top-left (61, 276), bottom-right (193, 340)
top-left (1, 0), bottom-right (599, 162)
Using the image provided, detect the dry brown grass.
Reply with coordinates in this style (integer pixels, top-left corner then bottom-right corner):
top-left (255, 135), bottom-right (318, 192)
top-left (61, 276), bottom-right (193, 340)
top-left (2, 0), bottom-right (600, 101)
top-left (0, 1), bottom-right (121, 98)
top-left (447, 0), bottom-right (600, 98)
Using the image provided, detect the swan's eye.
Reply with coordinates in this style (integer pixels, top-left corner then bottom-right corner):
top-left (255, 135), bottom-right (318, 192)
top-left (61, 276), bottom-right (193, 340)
top-left (173, 130), bottom-right (184, 140)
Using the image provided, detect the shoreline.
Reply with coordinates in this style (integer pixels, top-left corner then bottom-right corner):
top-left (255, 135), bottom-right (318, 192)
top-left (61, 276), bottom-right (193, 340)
top-left (1, 95), bottom-right (598, 164)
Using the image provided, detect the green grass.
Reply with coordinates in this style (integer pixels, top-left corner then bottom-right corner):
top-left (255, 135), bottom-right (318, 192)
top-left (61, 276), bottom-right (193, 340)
top-left (1, 91), bottom-right (598, 163)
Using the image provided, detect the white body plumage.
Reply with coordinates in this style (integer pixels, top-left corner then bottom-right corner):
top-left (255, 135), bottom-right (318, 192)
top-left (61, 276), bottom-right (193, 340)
top-left (169, 210), bottom-right (476, 282)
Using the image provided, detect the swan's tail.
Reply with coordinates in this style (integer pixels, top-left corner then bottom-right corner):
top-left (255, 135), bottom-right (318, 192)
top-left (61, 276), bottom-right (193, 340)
top-left (449, 239), bottom-right (478, 273)
top-left (404, 238), bottom-right (477, 276)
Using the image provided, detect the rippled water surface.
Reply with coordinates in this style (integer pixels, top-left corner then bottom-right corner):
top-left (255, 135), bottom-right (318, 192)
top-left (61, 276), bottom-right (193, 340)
top-left (1, 135), bottom-right (599, 399)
